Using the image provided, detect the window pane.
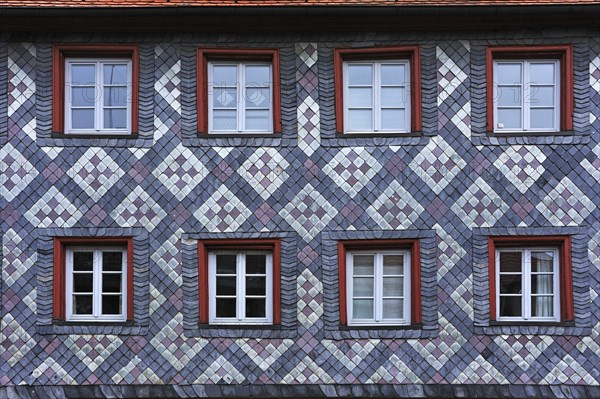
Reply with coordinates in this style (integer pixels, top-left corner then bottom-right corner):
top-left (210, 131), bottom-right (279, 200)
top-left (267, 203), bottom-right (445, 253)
top-left (531, 251), bottom-right (554, 272)
top-left (216, 298), bottom-right (236, 317)
top-left (102, 274), bottom-right (122, 293)
top-left (530, 63), bottom-right (555, 85)
top-left (102, 295), bottom-right (122, 315)
top-left (381, 109), bottom-right (405, 131)
top-left (497, 108), bottom-right (522, 129)
top-left (382, 298), bottom-right (403, 319)
top-left (216, 254), bottom-right (236, 274)
top-left (103, 109), bottom-right (127, 129)
top-left (72, 87), bottom-right (96, 107)
top-left (216, 276), bottom-right (236, 295)
top-left (347, 87), bottom-right (372, 108)
top-left (73, 295), bottom-right (93, 315)
top-left (245, 87), bottom-right (270, 108)
top-left (383, 255), bottom-right (404, 275)
top-left (73, 252), bottom-right (93, 271)
top-left (103, 64), bottom-right (128, 85)
top-left (531, 296), bottom-right (553, 317)
top-left (352, 299), bottom-right (373, 319)
top-left (103, 87), bottom-right (127, 107)
top-left (347, 109), bottom-right (372, 131)
top-left (381, 87), bottom-right (405, 108)
top-left (497, 63), bottom-right (522, 84)
top-left (246, 276), bottom-right (266, 295)
top-left (529, 86), bottom-right (554, 107)
top-left (246, 254), bottom-right (266, 274)
top-left (499, 251), bottom-right (522, 273)
top-left (73, 273), bottom-right (93, 293)
top-left (103, 251), bottom-right (123, 271)
top-left (212, 110), bottom-right (237, 130)
top-left (245, 110), bottom-right (271, 131)
top-left (499, 296), bottom-right (522, 317)
top-left (213, 88), bottom-right (237, 107)
top-left (499, 274), bottom-right (522, 294)
top-left (246, 298), bottom-right (266, 318)
top-left (381, 64), bottom-right (405, 85)
top-left (353, 255), bottom-right (374, 275)
top-left (348, 64), bottom-right (372, 85)
top-left (71, 64), bottom-right (95, 84)
top-left (383, 277), bottom-right (403, 296)
top-left (245, 65), bottom-right (270, 85)
top-left (353, 277), bottom-right (373, 296)
top-left (72, 109), bottom-right (95, 129)
top-left (212, 65), bottom-right (237, 85)
top-left (531, 275), bottom-right (554, 294)
top-left (497, 86), bottom-right (521, 106)
top-left (530, 108), bottom-right (555, 130)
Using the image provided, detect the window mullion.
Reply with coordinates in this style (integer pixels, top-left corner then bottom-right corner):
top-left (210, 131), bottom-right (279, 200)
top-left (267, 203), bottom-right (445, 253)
top-left (237, 253), bottom-right (244, 321)
top-left (523, 249), bottom-right (531, 320)
top-left (404, 250), bottom-right (411, 323)
top-left (93, 250), bottom-right (101, 318)
top-left (373, 63), bottom-right (380, 132)
top-left (238, 64), bottom-right (244, 132)
top-left (375, 253), bottom-right (383, 322)
top-left (96, 61), bottom-right (103, 132)
top-left (523, 61), bottom-right (529, 131)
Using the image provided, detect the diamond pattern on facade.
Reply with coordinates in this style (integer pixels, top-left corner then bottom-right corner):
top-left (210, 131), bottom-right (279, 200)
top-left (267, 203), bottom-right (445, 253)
top-left (237, 148), bottom-right (290, 200)
top-left (236, 339), bottom-right (294, 372)
top-left (437, 44), bottom-right (468, 106)
top-left (194, 184), bottom-right (252, 232)
top-left (31, 357), bottom-right (76, 385)
top-left (493, 145), bottom-right (546, 194)
top-left (64, 335), bottom-right (123, 373)
top-left (409, 136), bottom-right (466, 194)
top-left (150, 315), bottom-right (208, 372)
top-left (536, 177), bottom-right (596, 226)
top-left (67, 148), bottom-right (126, 202)
top-left (24, 186), bottom-right (84, 227)
top-left (297, 268), bottom-right (323, 327)
top-left (323, 147), bottom-right (382, 198)
top-left (451, 177), bottom-right (510, 227)
top-left (282, 357), bottom-right (334, 384)
top-left (111, 186), bottom-right (168, 232)
top-left (370, 354), bottom-right (421, 383)
top-left (0, 314), bottom-right (36, 368)
top-left (296, 43), bottom-right (321, 156)
top-left (435, 223), bottom-right (467, 280)
top-left (581, 143), bottom-right (600, 183)
top-left (152, 143), bottom-right (208, 200)
top-left (493, 336), bottom-right (553, 372)
top-left (2, 229), bottom-right (36, 288)
top-left (0, 143), bottom-right (38, 202)
top-left (112, 356), bottom-right (163, 384)
top-left (453, 355), bottom-right (509, 384)
top-left (7, 44), bottom-right (35, 118)
top-left (155, 60), bottom-right (181, 115)
top-left (322, 340), bottom-right (379, 373)
top-left (366, 181), bottom-right (425, 229)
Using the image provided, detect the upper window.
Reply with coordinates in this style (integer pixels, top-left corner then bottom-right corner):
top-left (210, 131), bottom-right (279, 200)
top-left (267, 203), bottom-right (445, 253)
top-left (334, 46), bottom-right (421, 135)
top-left (52, 45), bottom-right (139, 136)
top-left (487, 45), bottom-right (573, 134)
top-left (197, 49), bottom-right (281, 135)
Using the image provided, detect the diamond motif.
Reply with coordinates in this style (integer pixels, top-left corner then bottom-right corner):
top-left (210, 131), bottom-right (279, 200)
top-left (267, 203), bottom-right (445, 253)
top-left (155, 60), bottom-right (181, 114)
top-left (237, 148), bottom-right (290, 200)
top-left (437, 46), bottom-right (468, 105)
top-left (0, 143), bottom-right (39, 202)
top-left (193, 356), bottom-right (246, 384)
top-left (194, 184), bottom-right (252, 232)
top-left (111, 186), bottom-right (168, 232)
top-left (409, 137), bottom-right (466, 194)
top-left (64, 335), bottom-right (123, 373)
top-left (451, 177), bottom-right (510, 227)
top-left (282, 357), bottom-right (334, 384)
top-left (279, 183), bottom-right (338, 242)
top-left (152, 143), bottom-right (208, 200)
top-left (366, 181), bottom-right (424, 229)
top-left (7, 47), bottom-right (35, 117)
top-left (323, 147), bottom-right (382, 198)
top-left (236, 339), bottom-right (294, 372)
top-left (67, 148), bottom-right (125, 202)
top-left (591, 55), bottom-right (600, 94)
top-left (536, 177), bottom-right (596, 226)
top-left (581, 143), bottom-right (600, 183)
top-left (297, 268), bottom-right (323, 327)
top-left (150, 314), bottom-right (208, 371)
top-left (494, 145), bottom-right (546, 194)
top-left (24, 186), bottom-right (84, 227)
top-left (0, 314), bottom-right (36, 368)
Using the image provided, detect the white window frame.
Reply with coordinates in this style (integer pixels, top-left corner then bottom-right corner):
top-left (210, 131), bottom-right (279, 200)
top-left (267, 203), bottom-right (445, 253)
top-left (65, 246), bottom-right (128, 322)
top-left (208, 250), bottom-right (273, 325)
top-left (65, 58), bottom-right (132, 135)
top-left (343, 59), bottom-right (411, 134)
top-left (493, 59), bottom-right (560, 133)
top-left (346, 250), bottom-right (411, 326)
top-left (207, 61), bottom-right (273, 134)
top-left (495, 247), bottom-right (560, 322)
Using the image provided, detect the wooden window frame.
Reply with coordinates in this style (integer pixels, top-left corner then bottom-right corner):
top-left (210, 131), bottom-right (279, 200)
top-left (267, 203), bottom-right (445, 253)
top-left (334, 46), bottom-right (422, 134)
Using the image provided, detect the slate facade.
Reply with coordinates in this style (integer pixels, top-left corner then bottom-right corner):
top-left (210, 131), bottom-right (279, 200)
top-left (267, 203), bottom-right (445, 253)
top-left (0, 16), bottom-right (599, 399)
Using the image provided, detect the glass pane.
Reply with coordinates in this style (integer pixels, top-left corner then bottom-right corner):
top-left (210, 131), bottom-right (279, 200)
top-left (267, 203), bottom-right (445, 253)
top-left (216, 298), bottom-right (236, 317)
top-left (499, 274), bottom-right (522, 294)
top-left (531, 296), bottom-right (553, 317)
top-left (382, 298), bottom-right (403, 319)
top-left (212, 65), bottom-right (237, 85)
top-left (216, 276), bottom-right (236, 295)
top-left (530, 108), bottom-right (555, 130)
top-left (102, 295), bottom-right (121, 315)
top-left (213, 88), bottom-right (237, 107)
top-left (103, 64), bottom-right (128, 85)
top-left (530, 63), bottom-right (555, 85)
top-left (499, 251), bottom-right (522, 273)
top-left (499, 296), bottom-right (522, 317)
top-left (532, 275), bottom-right (554, 294)
top-left (103, 251), bottom-right (123, 271)
top-left (348, 64), bottom-right (372, 85)
top-left (73, 295), bottom-right (92, 315)
top-left (353, 299), bottom-right (374, 319)
top-left (347, 109), bottom-right (372, 131)
top-left (497, 86), bottom-right (521, 106)
top-left (381, 87), bottom-right (405, 108)
top-left (246, 298), bottom-right (266, 318)
top-left (102, 274), bottom-right (122, 293)
top-left (245, 87), bottom-right (270, 107)
top-left (212, 110), bottom-right (237, 131)
top-left (72, 109), bottom-right (95, 129)
top-left (383, 255), bottom-right (404, 275)
top-left (216, 254), bottom-right (236, 274)
top-left (381, 64), bottom-right (405, 85)
top-left (497, 63), bottom-right (522, 84)
top-left (381, 109), bottom-right (405, 130)
top-left (246, 254), bottom-right (266, 274)
top-left (347, 87), bottom-right (372, 108)
top-left (73, 252), bottom-right (93, 271)
top-left (72, 87), bottom-right (96, 106)
top-left (103, 109), bottom-right (127, 129)
top-left (246, 276), bottom-right (266, 295)
top-left (531, 251), bottom-right (554, 272)
top-left (245, 65), bottom-right (270, 85)
top-left (353, 255), bottom-right (374, 275)
top-left (529, 86), bottom-right (554, 107)
top-left (497, 108), bottom-right (522, 129)
top-left (383, 277), bottom-right (403, 296)
top-left (73, 273), bottom-right (93, 293)
top-left (103, 87), bottom-right (127, 107)
top-left (353, 277), bottom-right (374, 297)
top-left (71, 64), bottom-right (95, 84)
top-left (245, 110), bottom-right (270, 131)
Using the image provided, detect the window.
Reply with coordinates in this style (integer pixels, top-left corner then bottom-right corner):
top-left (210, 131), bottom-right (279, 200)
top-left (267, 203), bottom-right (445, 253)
top-left (53, 237), bottom-right (133, 323)
top-left (334, 46), bottom-right (421, 134)
top-left (197, 49), bottom-right (281, 135)
top-left (198, 239), bottom-right (281, 325)
top-left (488, 236), bottom-right (574, 323)
top-left (486, 45), bottom-right (573, 133)
top-left (338, 239), bottom-right (421, 326)
top-left (52, 45), bottom-right (139, 135)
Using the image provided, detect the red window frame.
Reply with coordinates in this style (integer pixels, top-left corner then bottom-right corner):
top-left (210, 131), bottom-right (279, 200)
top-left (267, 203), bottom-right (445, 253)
top-left (198, 239), bottom-right (281, 324)
top-left (333, 46), bottom-right (422, 134)
top-left (53, 237), bottom-right (134, 321)
top-left (196, 48), bottom-right (282, 134)
top-left (337, 239), bottom-right (422, 325)
top-left (486, 45), bottom-right (573, 133)
top-left (52, 44), bottom-right (139, 134)
top-left (488, 235), bottom-right (574, 322)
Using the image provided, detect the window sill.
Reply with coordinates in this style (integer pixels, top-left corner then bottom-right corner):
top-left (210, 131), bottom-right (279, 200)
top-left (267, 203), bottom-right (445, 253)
top-left (474, 323), bottom-right (591, 336)
top-left (183, 133), bottom-right (295, 147)
top-left (324, 324), bottom-right (437, 340)
top-left (37, 321), bottom-right (148, 336)
top-left (471, 130), bottom-right (589, 146)
top-left (322, 132), bottom-right (431, 147)
top-left (37, 133), bottom-right (153, 147)
top-left (185, 324), bottom-right (297, 339)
